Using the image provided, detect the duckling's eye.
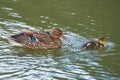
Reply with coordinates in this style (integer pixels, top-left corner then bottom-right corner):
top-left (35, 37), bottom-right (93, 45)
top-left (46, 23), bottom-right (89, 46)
top-left (102, 40), bottom-right (105, 42)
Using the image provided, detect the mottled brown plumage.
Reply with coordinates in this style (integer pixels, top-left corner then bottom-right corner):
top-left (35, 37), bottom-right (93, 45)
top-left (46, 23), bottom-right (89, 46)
top-left (9, 27), bottom-right (63, 49)
top-left (82, 38), bottom-right (106, 50)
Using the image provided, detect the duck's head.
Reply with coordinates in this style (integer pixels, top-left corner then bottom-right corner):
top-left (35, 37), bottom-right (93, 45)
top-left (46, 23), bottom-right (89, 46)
top-left (50, 27), bottom-right (63, 39)
top-left (99, 38), bottom-right (107, 47)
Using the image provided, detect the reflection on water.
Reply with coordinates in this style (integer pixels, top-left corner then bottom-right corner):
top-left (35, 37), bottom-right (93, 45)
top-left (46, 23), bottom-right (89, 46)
top-left (0, 19), bottom-right (118, 80)
top-left (2, 7), bottom-right (22, 18)
top-left (0, 0), bottom-right (120, 80)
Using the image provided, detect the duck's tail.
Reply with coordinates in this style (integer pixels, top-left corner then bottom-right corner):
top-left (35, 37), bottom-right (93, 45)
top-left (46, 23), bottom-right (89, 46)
top-left (9, 33), bottom-right (29, 46)
top-left (8, 39), bottom-right (23, 46)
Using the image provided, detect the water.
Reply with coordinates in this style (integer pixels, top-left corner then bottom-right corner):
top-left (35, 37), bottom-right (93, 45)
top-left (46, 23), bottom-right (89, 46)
top-left (0, 0), bottom-right (120, 80)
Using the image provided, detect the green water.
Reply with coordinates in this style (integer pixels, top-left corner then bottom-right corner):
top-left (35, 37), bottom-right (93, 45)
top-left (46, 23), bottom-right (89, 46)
top-left (0, 0), bottom-right (120, 80)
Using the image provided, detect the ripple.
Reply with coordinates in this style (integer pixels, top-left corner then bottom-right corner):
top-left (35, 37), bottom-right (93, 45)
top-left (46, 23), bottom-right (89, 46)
top-left (62, 31), bottom-right (87, 52)
top-left (2, 7), bottom-right (13, 11)
top-left (0, 22), bottom-right (117, 80)
top-left (8, 12), bottom-right (22, 18)
top-left (0, 0), bottom-right (119, 79)
top-left (0, 20), bottom-right (36, 32)
top-left (0, 13), bottom-right (118, 80)
top-left (2, 7), bottom-right (22, 18)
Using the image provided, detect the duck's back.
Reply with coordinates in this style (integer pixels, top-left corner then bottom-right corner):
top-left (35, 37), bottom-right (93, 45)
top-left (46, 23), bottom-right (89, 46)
top-left (33, 31), bottom-right (53, 44)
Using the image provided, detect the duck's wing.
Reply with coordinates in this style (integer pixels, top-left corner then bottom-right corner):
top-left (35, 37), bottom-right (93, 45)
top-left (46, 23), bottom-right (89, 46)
top-left (33, 31), bottom-right (53, 44)
top-left (9, 33), bottom-right (28, 46)
top-left (95, 42), bottom-right (104, 48)
top-left (11, 33), bottom-right (29, 42)
top-left (9, 31), bottom-right (34, 46)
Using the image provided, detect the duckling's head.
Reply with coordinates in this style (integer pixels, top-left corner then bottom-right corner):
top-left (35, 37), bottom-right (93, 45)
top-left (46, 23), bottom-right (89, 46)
top-left (50, 27), bottom-right (63, 39)
top-left (99, 38), bottom-right (107, 47)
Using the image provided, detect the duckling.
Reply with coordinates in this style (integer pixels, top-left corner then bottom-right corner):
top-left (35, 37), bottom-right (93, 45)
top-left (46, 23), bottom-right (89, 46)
top-left (81, 38), bottom-right (106, 50)
top-left (9, 27), bottom-right (63, 49)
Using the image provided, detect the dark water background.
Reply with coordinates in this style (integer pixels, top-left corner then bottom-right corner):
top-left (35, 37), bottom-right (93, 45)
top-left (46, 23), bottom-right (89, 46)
top-left (0, 0), bottom-right (120, 80)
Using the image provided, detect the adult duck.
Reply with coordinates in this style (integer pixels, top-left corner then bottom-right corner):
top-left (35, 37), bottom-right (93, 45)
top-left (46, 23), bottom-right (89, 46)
top-left (9, 27), bottom-right (63, 49)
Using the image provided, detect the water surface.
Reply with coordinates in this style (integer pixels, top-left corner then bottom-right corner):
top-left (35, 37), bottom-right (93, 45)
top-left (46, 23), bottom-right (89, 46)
top-left (0, 0), bottom-right (120, 80)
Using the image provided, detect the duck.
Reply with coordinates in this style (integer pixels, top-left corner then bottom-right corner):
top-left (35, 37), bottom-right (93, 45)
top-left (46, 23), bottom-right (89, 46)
top-left (81, 38), bottom-right (107, 50)
top-left (9, 27), bottom-right (63, 49)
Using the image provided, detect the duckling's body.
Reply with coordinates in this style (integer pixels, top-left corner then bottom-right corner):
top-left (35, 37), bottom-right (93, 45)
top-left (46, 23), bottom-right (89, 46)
top-left (82, 38), bottom-right (106, 50)
top-left (9, 28), bottom-right (63, 49)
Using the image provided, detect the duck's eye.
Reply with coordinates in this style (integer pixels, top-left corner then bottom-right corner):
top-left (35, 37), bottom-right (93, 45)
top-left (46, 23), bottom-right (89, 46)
top-left (29, 36), bottom-right (36, 42)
